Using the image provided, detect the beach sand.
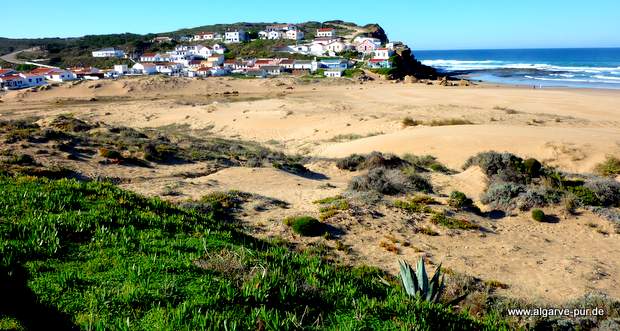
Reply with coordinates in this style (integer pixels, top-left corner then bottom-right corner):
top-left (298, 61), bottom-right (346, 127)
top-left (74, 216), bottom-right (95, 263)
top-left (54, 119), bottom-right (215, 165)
top-left (1, 76), bottom-right (619, 304)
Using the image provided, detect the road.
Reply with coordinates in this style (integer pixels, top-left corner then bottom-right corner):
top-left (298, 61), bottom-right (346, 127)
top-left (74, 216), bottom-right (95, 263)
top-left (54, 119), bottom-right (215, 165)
top-left (1, 47), bottom-right (57, 68)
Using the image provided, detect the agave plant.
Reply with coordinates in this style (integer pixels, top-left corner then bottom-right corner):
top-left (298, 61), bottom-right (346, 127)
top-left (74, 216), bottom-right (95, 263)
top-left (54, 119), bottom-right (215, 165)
top-left (398, 257), bottom-right (444, 303)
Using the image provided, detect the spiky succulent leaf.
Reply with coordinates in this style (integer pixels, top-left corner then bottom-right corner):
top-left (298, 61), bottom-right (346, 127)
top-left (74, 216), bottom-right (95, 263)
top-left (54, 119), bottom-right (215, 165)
top-left (427, 263), bottom-right (443, 301)
top-left (415, 257), bottom-right (429, 296)
top-left (398, 259), bottom-right (419, 296)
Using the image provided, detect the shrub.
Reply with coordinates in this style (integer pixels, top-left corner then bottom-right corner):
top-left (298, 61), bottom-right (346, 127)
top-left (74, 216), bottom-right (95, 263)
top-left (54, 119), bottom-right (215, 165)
top-left (402, 117), bottom-right (422, 127)
top-left (49, 114), bottom-right (95, 132)
top-left (523, 158), bottom-right (542, 178)
top-left (531, 209), bottom-right (546, 222)
top-left (430, 212), bottom-right (479, 230)
top-left (567, 185), bottom-right (600, 206)
top-left (515, 186), bottom-right (552, 211)
top-left (427, 118), bottom-right (474, 126)
top-left (463, 151), bottom-right (535, 184)
top-left (362, 152), bottom-right (408, 170)
top-left (448, 191), bottom-right (473, 209)
top-left (481, 182), bottom-right (525, 210)
top-left (284, 216), bottom-right (326, 237)
top-left (584, 179), bottom-right (620, 207)
top-left (348, 168), bottom-right (432, 195)
top-left (562, 193), bottom-right (579, 215)
top-left (594, 156), bottom-right (620, 177)
top-left (98, 148), bottom-right (122, 159)
top-left (336, 154), bottom-right (366, 171)
top-left (394, 199), bottom-right (432, 213)
top-left (5, 154), bottom-right (35, 165)
top-left (403, 154), bottom-right (452, 173)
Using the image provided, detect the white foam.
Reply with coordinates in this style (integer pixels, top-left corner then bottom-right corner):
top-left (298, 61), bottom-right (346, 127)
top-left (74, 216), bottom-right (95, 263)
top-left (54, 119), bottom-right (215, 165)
top-left (421, 59), bottom-right (620, 74)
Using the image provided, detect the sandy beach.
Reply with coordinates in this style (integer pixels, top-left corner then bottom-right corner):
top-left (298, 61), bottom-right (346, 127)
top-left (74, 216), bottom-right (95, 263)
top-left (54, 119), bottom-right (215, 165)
top-left (1, 76), bottom-right (619, 304)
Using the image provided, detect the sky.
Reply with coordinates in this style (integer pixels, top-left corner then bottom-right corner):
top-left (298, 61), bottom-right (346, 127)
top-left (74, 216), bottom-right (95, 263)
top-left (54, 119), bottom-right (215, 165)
top-left (2, 0), bottom-right (620, 50)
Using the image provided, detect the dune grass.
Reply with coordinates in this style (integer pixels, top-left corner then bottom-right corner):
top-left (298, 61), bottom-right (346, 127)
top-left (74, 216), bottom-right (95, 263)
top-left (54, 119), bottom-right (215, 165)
top-left (0, 175), bottom-right (500, 330)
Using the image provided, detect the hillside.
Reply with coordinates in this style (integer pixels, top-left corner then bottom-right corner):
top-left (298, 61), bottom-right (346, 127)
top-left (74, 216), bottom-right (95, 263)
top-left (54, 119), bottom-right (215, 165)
top-left (0, 21), bottom-right (426, 75)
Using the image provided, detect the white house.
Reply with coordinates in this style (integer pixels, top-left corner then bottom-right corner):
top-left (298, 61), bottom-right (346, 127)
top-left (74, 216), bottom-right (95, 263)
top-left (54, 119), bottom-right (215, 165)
top-left (316, 28), bottom-right (336, 38)
top-left (324, 69), bottom-right (344, 78)
top-left (132, 63), bottom-right (157, 75)
top-left (47, 70), bottom-right (77, 82)
top-left (325, 41), bottom-right (347, 53)
top-left (141, 53), bottom-right (166, 62)
top-left (194, 32), bottom-right (221, 41)
top-left (262, 65), bottom-right (281, 76)
top-left (258, 31), bottom-right (269, 39)
top-left (225, 29), bottom-right (248, 43)
top-left (92, 48), bottom-right (125, 58)
top-left (20, 73), bottom-right (47, 87)
top-left (285, 29), bottom-right (304, 40)
top-left (268, 30), bottom-right (285, 40)
top-left (114, 65), bottom-right (128, 74)
top-left (309, 43), bottom-right (327, 56)
top-left (212, 44), bottom-right (225, 55)
top-left (293, 60), bottom-right (316, 72)
top-left (0, 75), bottom-right (27, 90)
top-left (152, 36), bottom-right (173, 43)
top-left (207, 54), bottom-right (225, 66)
top-left (373, 48), bottom-right (393, 60)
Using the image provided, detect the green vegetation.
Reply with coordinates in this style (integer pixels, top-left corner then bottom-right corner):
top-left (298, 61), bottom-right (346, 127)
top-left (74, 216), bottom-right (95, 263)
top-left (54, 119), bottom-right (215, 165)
top-left (399, 257), bottom-right (445, 303)
top-left (430, 212), bottom-right (479, 230)
top-left (283, 216), bottom-right (326, 237)
top-left (531, 209), bottom-right (546, 222)
top-left (0, 175), bottom-right (497, 329)
top-left (594, 155), bottom-right (620, 177)
top-left (447, 191), bottom-right (473, 209)
top-left (393, 198), bottom-right (433, 213)
top-left (314, 196), bottom-right (349, 221)
top-left (0, 116), bottom-right (295, 169)
top-left (402, 154), bottom-right (454, 174)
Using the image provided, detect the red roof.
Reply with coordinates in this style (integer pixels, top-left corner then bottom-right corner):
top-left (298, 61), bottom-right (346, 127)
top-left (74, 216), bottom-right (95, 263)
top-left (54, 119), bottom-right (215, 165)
top-left (142, 53), bottom-right (157, 57)
top-left (0, 69), bottom-right (16, 75)
top-left (279, 59), bottom-right (294, 64)
top-left (255, 59), bottom-right (274, 64)
top-left (30, 67), bottom-right (56, 75)
top-left (376, 48), bottom-right (388, 50)
top-left (0, 74), bottom-right (23, 81)
top-left (318, 28), bottom-right (334, 32)
top-left (369, 58), bottom-right (388, 62)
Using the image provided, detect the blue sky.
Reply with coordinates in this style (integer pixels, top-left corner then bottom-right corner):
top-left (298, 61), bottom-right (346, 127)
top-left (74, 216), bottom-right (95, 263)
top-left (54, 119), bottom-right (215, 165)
top-left (3, 0), bottom-right (620, 50)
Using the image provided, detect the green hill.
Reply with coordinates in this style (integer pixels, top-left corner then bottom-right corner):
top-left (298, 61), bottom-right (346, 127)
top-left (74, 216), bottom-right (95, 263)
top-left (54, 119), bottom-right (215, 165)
top-left (0, 175), bottom-right (501, 330)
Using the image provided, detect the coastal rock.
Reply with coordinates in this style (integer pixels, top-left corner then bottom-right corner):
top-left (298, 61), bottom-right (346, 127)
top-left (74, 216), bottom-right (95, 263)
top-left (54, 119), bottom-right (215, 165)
top-left (404, 75), bottom-right (417, 84)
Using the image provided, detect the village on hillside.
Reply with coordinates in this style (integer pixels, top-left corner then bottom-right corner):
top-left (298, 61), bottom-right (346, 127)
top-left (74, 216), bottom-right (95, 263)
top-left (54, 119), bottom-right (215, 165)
top-left (1, 24), bottom-right (405, 90)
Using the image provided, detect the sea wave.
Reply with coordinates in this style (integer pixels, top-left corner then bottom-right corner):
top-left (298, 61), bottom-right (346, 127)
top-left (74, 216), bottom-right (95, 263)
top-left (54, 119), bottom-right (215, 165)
top-left (524, 75), bottom-right (620, 84)
top-left (421, 59), bottom-right (620, 74)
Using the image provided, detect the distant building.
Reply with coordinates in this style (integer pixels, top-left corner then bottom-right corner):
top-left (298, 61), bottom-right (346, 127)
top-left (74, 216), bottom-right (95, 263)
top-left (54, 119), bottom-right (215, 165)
top-left (0, 75), bottom-right (27, 90)
top-left (152, 36), bottom-right (173, 43)
top-left (316, 28), bottom-right (336, 38)
top-left (373, 48), bottom-right (393, 60)
top-left (114, 65), bottom-right (128, 74)
top-left (132, 63), bottom-right (157, 75)
top-left (0, 68), bottom-right (16, 77)
top-left (224, 29), bottom-right (248, 43)
top-left (356, 39), bottom-right (380, 54)
top-left (92, 48), bottom-right (125, 58)
top-left (259, 24), bottom-right (304, 40)
top-left (319, 58), bottom-right (348, 70)
top-left (324, 68), bottom-right (344, 78)
top-left (194, 32), bottom-right (221, 41)
top-left (367, 58), bottom-right (391, 69)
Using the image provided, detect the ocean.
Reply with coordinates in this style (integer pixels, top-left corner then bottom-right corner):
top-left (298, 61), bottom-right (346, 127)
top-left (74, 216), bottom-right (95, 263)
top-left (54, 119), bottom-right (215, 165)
top-left (414, 48), bottom-right (620, 89)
